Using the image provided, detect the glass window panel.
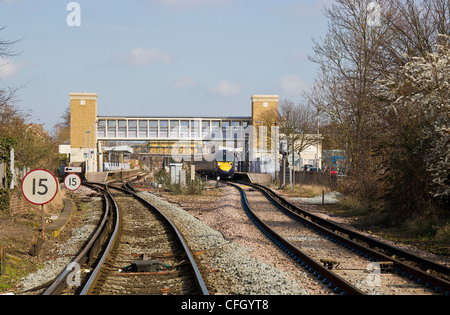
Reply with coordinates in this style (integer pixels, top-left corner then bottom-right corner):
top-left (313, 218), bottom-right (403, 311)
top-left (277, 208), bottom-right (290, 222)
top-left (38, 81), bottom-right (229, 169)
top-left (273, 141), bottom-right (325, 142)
top-left (180, 120), bottom-right (189, 138)
top-left (222, 121), bottom-right (230, 139)
top-left (149, 121), bottom-right (158, 138)
top-left (170, 120), bottom-right (179, 138)
top-left (118, 120), bottom-right (127, 137)
top-left (128, 120), bottom-right (137, 138)
top-left (107, 120), bottom-right (116, 137)
top-left (211, 121), bottom-right (220, 139)
top-left (98, 120), bottom-right (106, 137)
top-left (160, 120), bottom-right (168, 138)
top-left (191, 120), bottom-right (200, 138)
top-left (202, 121), bottom-right (210, 138)
top-left (139, 120), bottom-right (148, 138)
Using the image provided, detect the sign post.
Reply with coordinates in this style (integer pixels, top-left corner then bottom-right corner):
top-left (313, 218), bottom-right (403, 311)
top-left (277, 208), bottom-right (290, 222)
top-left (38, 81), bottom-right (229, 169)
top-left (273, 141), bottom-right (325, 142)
top-left (64, 173), bottom-right (82, 198)
top-left (64, 174), bottom-right (82, 191)
top-left (21, 169), bottom-right (59, 239)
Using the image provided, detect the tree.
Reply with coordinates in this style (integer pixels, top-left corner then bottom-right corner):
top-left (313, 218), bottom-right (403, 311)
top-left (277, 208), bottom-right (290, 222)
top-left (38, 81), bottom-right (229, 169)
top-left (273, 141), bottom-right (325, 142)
top-left (306, 0), bottom-right (450, 220)
top-left (0, 27), bottom-right (59, 173)
top-left (53, 105), bottom-right (70, 143)
top-left (378, 39), bottom-right (450, 201)
top-left (307, 0), bottom-right (392, 173)
top-left (277, 99), bottom-right (318, 159)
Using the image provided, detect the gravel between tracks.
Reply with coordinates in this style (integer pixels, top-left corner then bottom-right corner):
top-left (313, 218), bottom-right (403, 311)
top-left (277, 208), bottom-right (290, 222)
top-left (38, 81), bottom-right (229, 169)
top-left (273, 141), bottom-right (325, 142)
top-left (16, 185), bottom-right (327, 295)
top-left (139, 187), bottom-right (329, 295)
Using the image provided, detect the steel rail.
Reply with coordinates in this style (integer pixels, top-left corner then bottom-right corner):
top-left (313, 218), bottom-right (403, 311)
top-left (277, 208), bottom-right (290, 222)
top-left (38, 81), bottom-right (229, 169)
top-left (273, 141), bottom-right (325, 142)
top-left (42, 183), bottom-right (114, 295)
top-left (124, 179), bottom-right (209, 296)
top-left (228, 182), bottom-right (365, 295)
top-left (79, 182), bottom-right (121, 295)
top-left (42, 176), bottom-right (208, 295)
top-left (244, 181), bottom-right (450, 295)
top-left (253, 182), bottom-right (450, 276)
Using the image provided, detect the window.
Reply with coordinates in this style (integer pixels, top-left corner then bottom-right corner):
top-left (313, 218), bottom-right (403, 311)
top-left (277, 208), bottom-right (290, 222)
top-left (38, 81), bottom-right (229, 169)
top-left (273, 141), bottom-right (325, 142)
top-left (191, 120), bottom-right (200, 138)
top-left (128, 120), bottom-right (137, 138)
top-left (98, 120), bottom-right (106, 138)
top-left (149, 121), bottom-right (158, 138)
top-left (202, 121), bottom-right (210, 139)
top-left (117, 120), bottom-right (127, 137)
top-left (211, 121), bottom-right (220, 139)
top-left (222, 121), bottom-right (230, 139)
top-left (107, 120), bottom-right (116, 138)
top-left (160, 120), bottom-right (168, 138)
top-left (232, 121), bottom-right (241, 139)
top-left (139, 120), bottom-right (148, 138)
top-left (180, 120), bottom-right (189, 138)
top-left (170, 120), bottom-right (179, 138)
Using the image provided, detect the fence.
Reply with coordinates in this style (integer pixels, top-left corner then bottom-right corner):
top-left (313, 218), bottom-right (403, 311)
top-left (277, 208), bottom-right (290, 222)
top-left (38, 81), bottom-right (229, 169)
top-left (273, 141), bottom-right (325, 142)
top-left (280, 171), bottom-right (344, 192)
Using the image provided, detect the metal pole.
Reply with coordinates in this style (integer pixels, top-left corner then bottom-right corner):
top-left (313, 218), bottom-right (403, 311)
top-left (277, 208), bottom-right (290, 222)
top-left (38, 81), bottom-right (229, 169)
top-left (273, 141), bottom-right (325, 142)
top-left (292, 139), bottom-right (295, 193)
top-left (41, 204), bottom-right (45, 238)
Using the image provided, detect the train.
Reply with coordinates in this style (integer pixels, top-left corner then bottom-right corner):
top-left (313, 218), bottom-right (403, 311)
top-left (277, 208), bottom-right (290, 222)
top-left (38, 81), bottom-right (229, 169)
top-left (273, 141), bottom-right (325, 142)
top-left (193, 149), bottom-right (235, 179)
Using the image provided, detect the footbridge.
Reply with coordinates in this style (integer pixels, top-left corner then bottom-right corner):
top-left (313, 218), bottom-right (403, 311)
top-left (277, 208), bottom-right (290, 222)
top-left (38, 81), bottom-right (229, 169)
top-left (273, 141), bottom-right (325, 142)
top-left (65, 93), bottom-right (281, 174)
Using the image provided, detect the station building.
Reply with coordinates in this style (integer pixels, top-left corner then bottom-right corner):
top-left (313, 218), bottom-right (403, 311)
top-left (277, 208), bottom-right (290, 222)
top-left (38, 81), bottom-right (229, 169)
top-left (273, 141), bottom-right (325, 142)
top-left (66, 93), bottom-right (321, 177)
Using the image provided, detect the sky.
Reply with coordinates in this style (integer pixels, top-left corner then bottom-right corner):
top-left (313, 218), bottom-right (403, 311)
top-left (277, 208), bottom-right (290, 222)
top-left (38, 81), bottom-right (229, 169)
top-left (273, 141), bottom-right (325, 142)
top-left (0, 0), bottom-right (331, 133)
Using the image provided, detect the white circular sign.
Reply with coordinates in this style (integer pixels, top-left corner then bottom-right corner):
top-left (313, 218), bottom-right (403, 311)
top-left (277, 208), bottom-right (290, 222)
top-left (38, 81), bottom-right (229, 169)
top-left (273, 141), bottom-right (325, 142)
top-left (64, 174), bottom-right (82, 191)
top-left (21, 169), bottom-right (59, 205)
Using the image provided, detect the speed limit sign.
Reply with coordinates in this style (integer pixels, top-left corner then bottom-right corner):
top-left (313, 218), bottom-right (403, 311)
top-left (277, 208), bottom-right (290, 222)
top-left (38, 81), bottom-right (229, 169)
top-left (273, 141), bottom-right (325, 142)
top-left (21, 169), bottom-right (59, 205)
top-left (64, 174), bottom-right (81, 191)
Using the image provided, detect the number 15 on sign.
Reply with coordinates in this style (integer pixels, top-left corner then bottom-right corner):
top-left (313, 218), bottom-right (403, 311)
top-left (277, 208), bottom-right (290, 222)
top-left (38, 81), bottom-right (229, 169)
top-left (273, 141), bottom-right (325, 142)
top-left (21, 169), bottom-right (59, 239)
top-left (22, 170), bottom-right (58, 205)
top-left (64, 174), bottom-right (81, 191)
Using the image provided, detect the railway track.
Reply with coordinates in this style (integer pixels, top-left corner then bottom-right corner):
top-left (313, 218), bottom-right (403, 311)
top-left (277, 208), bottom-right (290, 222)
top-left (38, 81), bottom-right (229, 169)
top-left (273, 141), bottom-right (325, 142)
top-left (43, 178), bottom-right (208, 295)
top-left (228, 181), bottom-right (450, 295)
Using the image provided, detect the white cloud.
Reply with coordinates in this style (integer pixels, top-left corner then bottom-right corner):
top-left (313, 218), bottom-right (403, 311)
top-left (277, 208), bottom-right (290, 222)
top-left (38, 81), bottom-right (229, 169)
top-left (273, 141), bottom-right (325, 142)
top-left (151, 0), bottom-right (235, 10)
top-left (278, 75), bottom-right (309, 94)
top-left (210, 80), bottom-right (242, 97)
top-left (116, 48), bottom-right (175, 66)
top-left (0, 57), bottom-right (26, 79)
top-left (173, 76), bottom-right (196, 88)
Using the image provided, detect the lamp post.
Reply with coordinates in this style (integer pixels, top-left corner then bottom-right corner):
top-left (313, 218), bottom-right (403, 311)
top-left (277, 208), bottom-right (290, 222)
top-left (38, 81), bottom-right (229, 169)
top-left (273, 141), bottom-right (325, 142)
top-left (256, 121), bottom-right (264, 173)
top-left (292, 138), bottom-right (295, 193)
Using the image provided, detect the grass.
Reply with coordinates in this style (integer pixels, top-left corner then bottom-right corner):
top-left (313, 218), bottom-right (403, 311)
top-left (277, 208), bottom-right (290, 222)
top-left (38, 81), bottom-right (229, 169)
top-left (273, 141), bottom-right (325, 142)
top-left (323, 194), bottom-right (450, 258)
top-left (337, 195), bottom-right (371, 217)
top-left (0, 257), bottom-right (39, 293)
top-left (279, 184), bottom-right (331, 198)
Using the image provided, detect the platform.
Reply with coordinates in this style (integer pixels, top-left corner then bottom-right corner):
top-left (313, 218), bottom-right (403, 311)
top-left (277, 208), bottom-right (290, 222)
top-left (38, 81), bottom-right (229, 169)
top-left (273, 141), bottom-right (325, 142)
top-left (235, 172), bottom-right (272, 186)
top-left (86, 169), bottom-right (141, 183)
top-left (45, 199), bottom-right (74, 238)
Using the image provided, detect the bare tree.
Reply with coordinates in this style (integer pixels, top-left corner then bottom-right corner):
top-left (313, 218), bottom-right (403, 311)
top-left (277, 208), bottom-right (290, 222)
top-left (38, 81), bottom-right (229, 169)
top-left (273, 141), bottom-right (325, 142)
top-left (306, 0), bottom-right (450, 220)
top-left (277, 99), bottom-right (318, 158)
top-left (307, 0), bottom-right (391, 172)
top-left (0, 27), bottom-right (24, 131)
top-left (0, 26), bottom-right (19, 58)
top-left (52, 105), bottom-right (71, 143)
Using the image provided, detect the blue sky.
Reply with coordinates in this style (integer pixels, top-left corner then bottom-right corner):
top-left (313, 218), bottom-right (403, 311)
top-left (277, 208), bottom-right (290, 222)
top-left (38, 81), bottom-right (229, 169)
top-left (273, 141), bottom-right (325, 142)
top-left (0, 0), bottom-right (331, 132)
